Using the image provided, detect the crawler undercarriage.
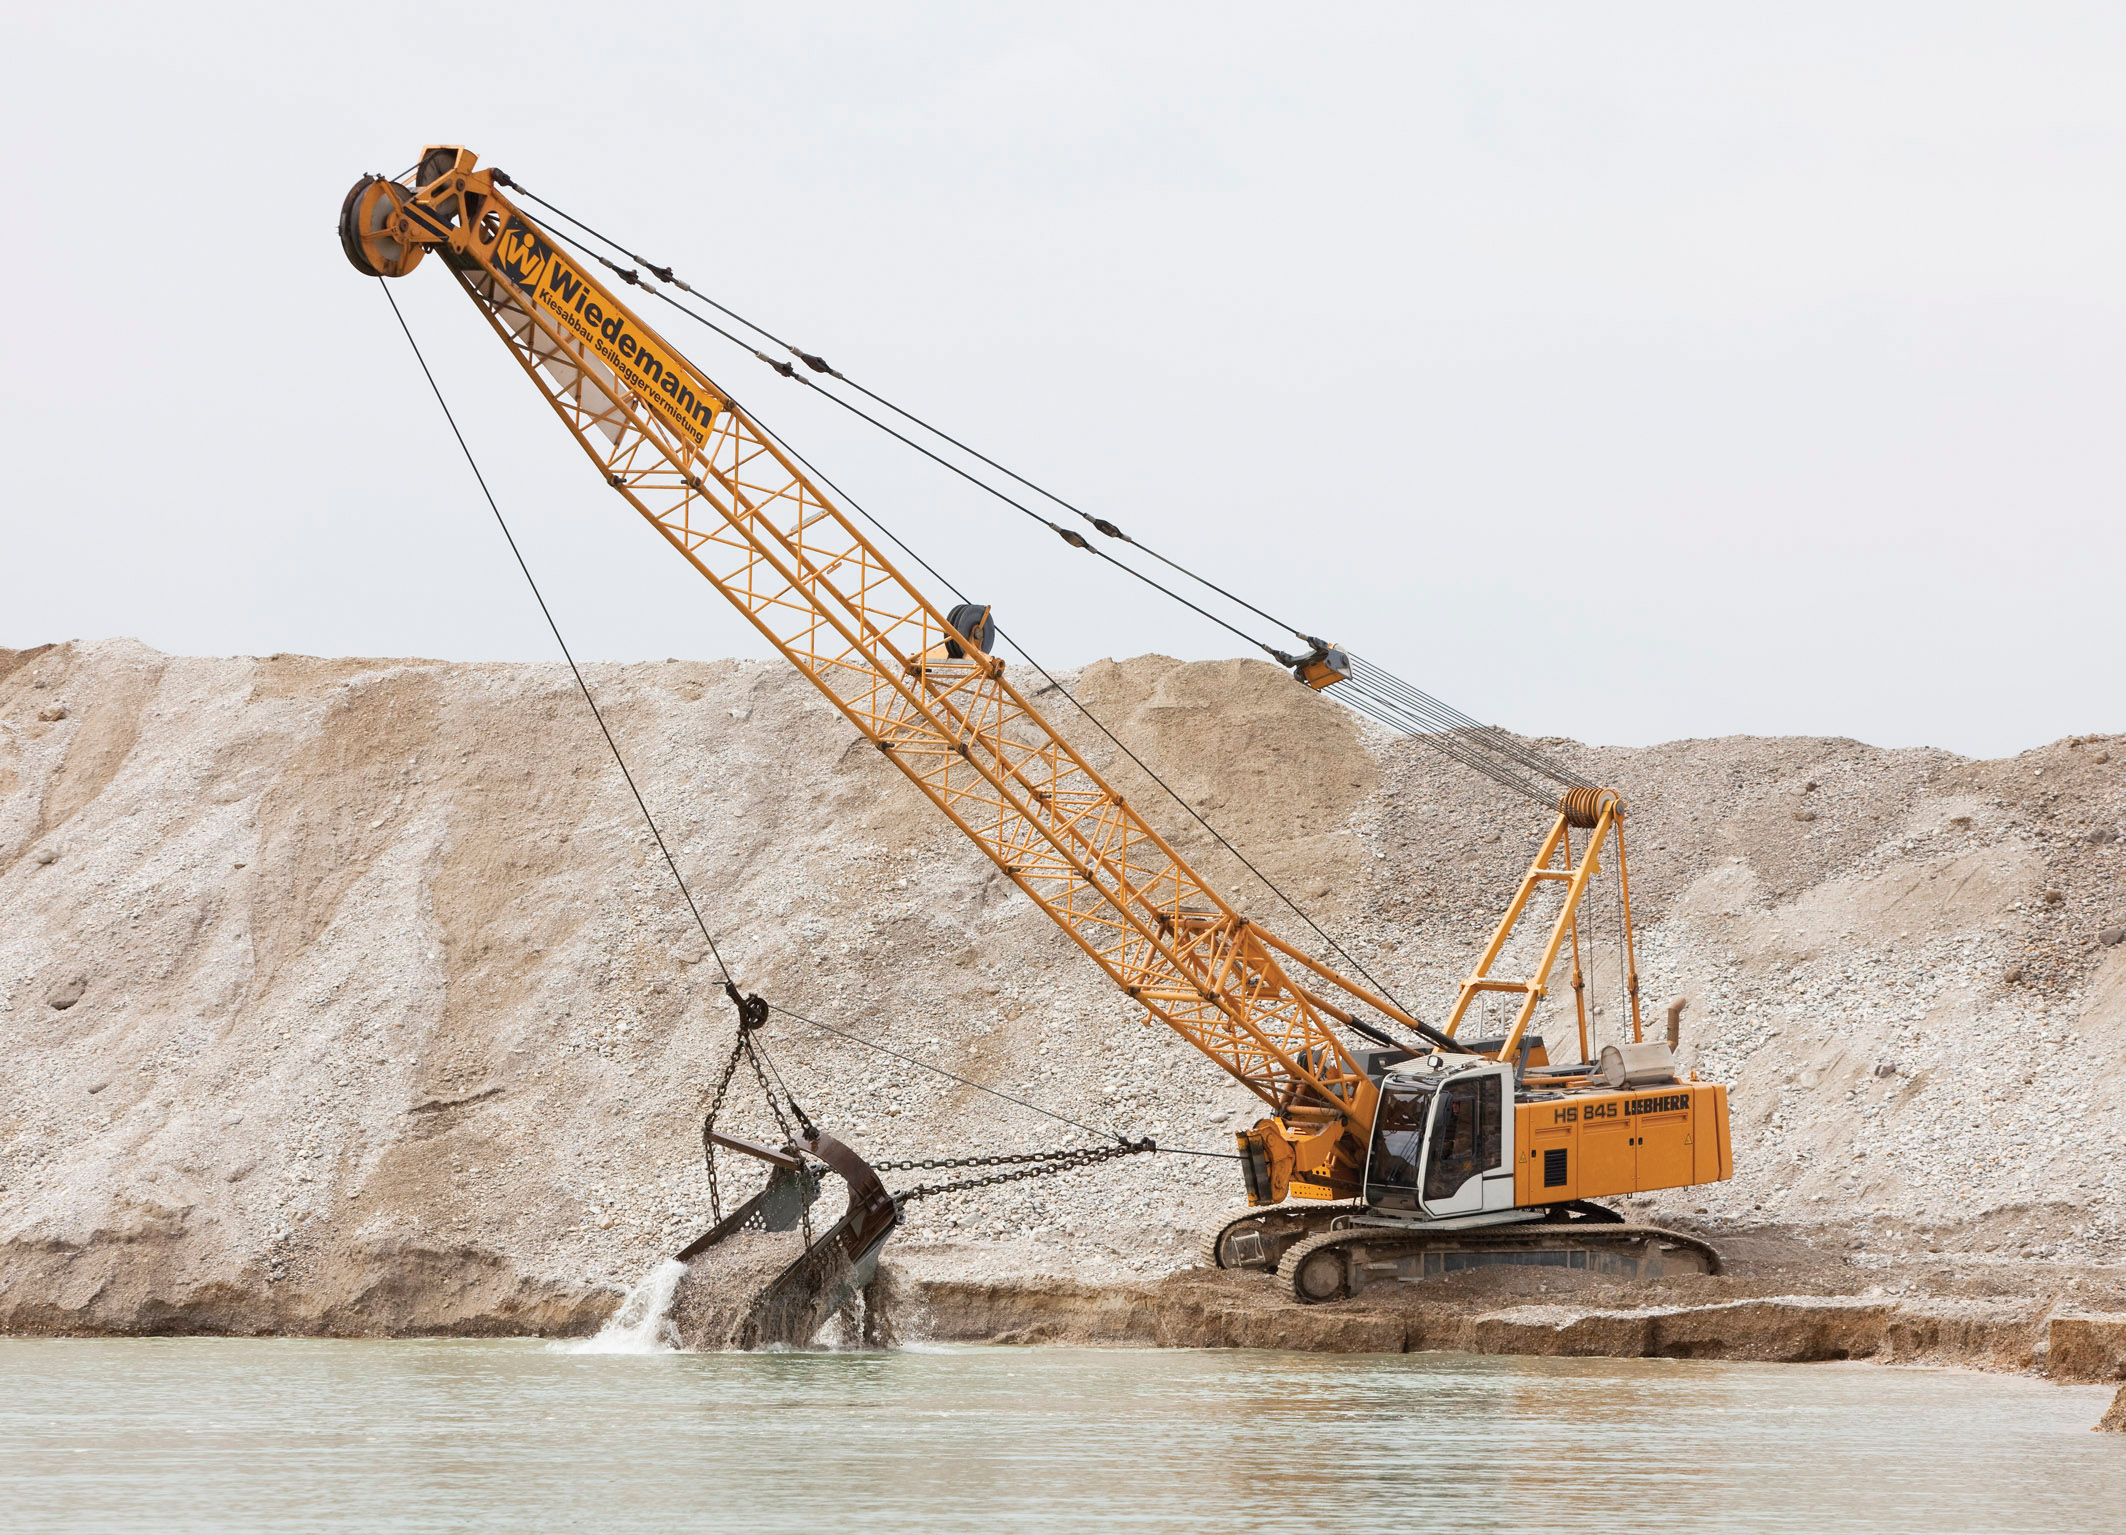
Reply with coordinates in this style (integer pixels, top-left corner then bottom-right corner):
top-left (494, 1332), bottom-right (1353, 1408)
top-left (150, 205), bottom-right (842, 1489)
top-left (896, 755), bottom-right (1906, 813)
top-left (1206, 1202), bottom-right (1721, 1304)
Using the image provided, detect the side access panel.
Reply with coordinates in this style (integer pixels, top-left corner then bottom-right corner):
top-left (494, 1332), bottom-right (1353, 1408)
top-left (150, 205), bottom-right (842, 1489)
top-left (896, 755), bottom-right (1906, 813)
top-left (1518, 1107), bottom-right (1576, 1203)
top-left (1576, 1118), bottom-right (1637, 1198)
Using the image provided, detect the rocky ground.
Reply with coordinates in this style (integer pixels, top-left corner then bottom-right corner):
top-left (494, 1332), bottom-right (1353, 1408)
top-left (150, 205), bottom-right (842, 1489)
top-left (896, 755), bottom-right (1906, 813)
top-left (2, 640), bottom-right (2122, 1409)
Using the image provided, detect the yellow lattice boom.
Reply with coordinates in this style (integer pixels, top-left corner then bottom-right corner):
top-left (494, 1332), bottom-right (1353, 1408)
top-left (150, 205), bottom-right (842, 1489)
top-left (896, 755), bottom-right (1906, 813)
top-left (347, 148), bottom-right (1437, 1177)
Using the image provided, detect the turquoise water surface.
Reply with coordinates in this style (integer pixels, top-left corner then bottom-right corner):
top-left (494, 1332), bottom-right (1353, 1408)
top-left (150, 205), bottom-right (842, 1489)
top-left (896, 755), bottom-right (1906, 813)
top-left (1, 1338), bottom-right (2120, 1533)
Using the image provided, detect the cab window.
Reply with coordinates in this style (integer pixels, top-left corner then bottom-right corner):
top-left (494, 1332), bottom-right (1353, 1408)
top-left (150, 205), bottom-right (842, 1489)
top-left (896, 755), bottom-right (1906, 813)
top-left (1367, 1083), bottom-right (1432, 1191)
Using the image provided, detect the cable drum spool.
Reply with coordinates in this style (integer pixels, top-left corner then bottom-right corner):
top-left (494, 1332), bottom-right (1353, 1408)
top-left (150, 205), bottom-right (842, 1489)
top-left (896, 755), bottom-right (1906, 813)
top-left (1558, 786), bottom-right (1615, 830)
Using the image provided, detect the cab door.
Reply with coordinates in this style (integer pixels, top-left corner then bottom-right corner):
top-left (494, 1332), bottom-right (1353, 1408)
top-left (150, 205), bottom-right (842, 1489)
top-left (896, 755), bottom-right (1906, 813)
top-left (1418, 1068), bottom-right (1508, 1218)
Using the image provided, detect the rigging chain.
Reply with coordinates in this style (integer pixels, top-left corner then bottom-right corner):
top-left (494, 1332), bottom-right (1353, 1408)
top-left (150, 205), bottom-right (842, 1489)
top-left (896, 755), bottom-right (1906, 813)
top-left (887, 1139), bottom-right (1157, 1206)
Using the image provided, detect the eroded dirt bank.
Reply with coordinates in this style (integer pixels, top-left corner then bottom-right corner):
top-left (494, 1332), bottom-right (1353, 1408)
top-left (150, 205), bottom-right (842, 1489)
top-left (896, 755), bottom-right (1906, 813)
top-left (899, 1247), bottom-right (2126, 1380)
top-left (2, 641), bottom-right (2123, 1383)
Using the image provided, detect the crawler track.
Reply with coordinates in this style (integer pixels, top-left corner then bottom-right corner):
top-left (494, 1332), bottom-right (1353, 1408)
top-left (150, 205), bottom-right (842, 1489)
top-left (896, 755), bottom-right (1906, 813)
top-left (1277, 1218), bottom-right (1722, 1303)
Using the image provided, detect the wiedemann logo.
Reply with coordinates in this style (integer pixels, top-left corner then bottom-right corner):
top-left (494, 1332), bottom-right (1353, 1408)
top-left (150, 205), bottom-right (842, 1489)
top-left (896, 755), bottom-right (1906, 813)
top-left (491, 214), bottom-right (720, 445)
top-left (493, 216), bottom-right (551, 292)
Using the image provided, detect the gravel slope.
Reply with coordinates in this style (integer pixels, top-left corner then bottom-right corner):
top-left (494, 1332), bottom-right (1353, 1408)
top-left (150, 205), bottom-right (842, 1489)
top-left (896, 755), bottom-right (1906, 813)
top-left (0, 639), bottom-right (2120, 1333)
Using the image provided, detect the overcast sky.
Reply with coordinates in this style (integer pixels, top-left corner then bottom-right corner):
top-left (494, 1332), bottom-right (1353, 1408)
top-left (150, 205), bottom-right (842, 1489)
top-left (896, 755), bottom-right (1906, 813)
top-left (2, 4), bottom-right (2117, 757)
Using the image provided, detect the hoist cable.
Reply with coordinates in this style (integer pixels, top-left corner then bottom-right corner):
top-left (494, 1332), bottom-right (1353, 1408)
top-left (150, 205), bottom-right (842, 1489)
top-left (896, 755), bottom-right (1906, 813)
top-left (1343, 655), bottom-right (1589, 790)
top-left (509, 183), bottom-right (1314, 640)
top-left (510, 183), bottom-right (1292, 633)
top-left (830, 370), bottom-right (1311, 643)
top-left (1334, 677), bottom-right (1557, 804)
top-left (502, 182), bottom-right (1599, 806)
top-left (506, 198), bottom-right (1426, 1027)
top-left (1340, 656), bottom-right (1596, 801)
top-left (754, 358), bottom-right (1284, 657)
top-left (506, 184), bottom-right (783, 349)
top-left (375, 278), bottom-right (1244, 1161)
top-left (505, 191), bottom-right (1295, 660)
top-left (1333, 687), bottom-right (1530, 791)
top-left (488, 189), bottom-right (1585, 1013)
top-left (492, 177), bottom-right (1420, 1026)
top-left (378, 278), bottom-right (739, 990)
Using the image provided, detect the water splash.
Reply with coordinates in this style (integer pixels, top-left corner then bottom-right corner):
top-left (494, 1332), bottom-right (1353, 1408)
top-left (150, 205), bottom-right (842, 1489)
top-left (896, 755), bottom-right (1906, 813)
top-left (555, 1259), bottom-right (687, 1354)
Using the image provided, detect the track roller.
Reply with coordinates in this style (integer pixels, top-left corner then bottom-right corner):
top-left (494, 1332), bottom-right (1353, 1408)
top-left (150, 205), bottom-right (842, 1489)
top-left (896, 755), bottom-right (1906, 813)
top-left (1281, 1230), bottom-right (1356, 1302)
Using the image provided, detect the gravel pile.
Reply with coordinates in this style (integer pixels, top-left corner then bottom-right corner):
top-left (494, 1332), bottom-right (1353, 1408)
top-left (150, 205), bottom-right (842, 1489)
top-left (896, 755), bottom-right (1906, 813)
top-left (0, 639), bottom-right (2119, 1332)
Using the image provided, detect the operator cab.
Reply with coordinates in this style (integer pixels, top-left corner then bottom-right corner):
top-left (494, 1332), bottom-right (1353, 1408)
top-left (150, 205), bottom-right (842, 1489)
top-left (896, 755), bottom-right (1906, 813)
top-left (1364, 1059), bottom-right (1517, 1218)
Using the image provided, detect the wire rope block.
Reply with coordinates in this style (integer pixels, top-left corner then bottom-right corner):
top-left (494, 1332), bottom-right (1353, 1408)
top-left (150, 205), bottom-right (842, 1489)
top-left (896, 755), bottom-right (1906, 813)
top-left (943, 602), bottom-right (995, 659)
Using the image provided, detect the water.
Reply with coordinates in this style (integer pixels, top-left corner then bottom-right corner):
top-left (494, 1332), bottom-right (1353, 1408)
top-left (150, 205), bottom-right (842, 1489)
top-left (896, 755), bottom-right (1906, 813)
top-left (555, 1259), bottom-right (687, 1354)
top-left (2, 1338), bottom-right (2120, 1533)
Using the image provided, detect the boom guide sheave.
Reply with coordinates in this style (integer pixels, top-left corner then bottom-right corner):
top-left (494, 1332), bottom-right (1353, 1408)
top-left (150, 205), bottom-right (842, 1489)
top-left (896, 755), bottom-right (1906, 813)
top-left (350, 146), bottom-right (1734, 1272)
top-left (355, 146), bottom-right (1413, 1193)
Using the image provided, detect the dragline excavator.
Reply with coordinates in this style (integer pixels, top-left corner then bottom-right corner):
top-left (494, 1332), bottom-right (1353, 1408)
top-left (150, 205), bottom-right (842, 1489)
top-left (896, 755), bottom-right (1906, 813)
top-left (343, 146), bottom-right (1732, 1308)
